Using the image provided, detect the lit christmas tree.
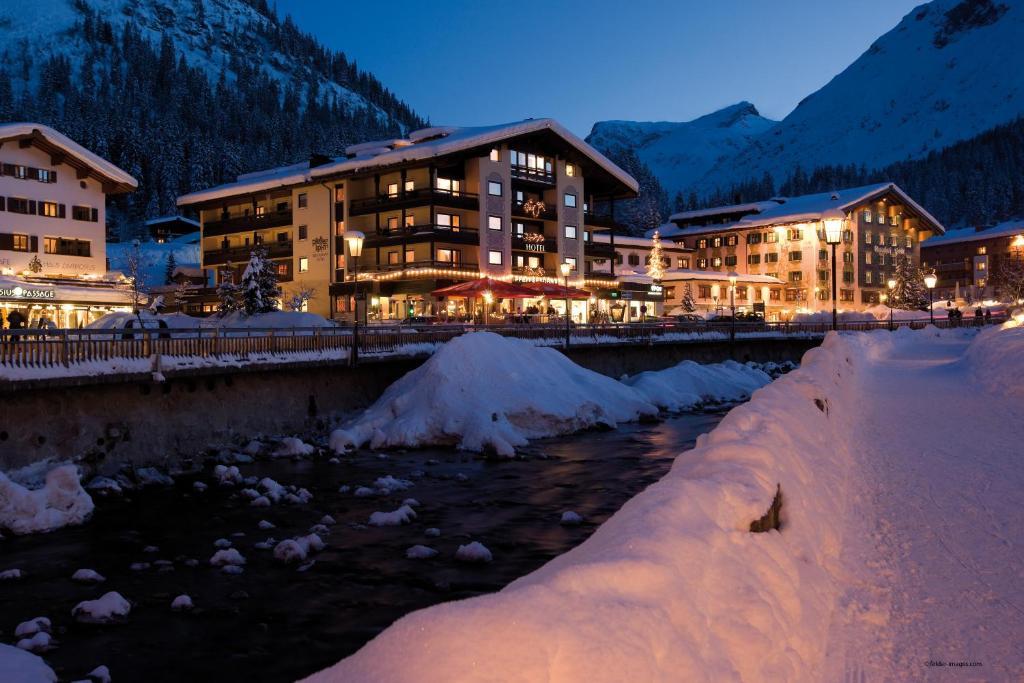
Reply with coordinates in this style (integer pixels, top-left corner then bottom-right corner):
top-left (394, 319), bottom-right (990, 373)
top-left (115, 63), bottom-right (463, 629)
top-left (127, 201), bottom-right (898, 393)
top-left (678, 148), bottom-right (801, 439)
top-left (647, 230), bottom-right (665, 280)
top-left (891, 256), bottom-right (929, 310)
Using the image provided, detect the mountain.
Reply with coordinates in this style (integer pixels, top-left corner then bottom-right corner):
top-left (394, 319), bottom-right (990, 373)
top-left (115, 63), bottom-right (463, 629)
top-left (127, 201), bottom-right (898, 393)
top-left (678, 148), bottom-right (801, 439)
top-left (586, 102), bottom-right (777, 198)
top-left (0, 0), bottom-right (425, 237)
top-left (695, 0), bottom-right (1024, 195)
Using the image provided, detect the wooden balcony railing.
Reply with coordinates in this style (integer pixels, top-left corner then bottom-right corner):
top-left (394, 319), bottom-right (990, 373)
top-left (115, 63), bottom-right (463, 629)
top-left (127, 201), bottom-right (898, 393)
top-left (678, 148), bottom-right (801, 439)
top-left (348, 188), bottom-right (479, 216)
top-left (203, 210), bottom-right (293, 237)
top-left (203, 240), bottom-right (293, 266)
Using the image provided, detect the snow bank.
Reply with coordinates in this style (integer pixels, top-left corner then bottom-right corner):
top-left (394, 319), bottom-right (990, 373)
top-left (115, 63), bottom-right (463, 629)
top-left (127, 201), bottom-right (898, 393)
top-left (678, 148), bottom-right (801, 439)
top-left (0, 465), bottom-right (94, 535)
top-left (0, 643), bottom-right (56, 683)
top-left (330, 332), bottom-right (657, 456)
top-left (623, 359), bottom-right (772, 411)
top-left (303, 330), bottom-right (891, 683)
top-left (963, 316), bottom-right (1024, 399)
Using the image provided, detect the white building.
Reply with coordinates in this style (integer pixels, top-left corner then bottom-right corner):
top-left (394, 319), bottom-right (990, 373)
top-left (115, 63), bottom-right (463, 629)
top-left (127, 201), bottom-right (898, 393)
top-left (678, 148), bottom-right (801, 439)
top-left (0, 123), bottom-right (137, 326)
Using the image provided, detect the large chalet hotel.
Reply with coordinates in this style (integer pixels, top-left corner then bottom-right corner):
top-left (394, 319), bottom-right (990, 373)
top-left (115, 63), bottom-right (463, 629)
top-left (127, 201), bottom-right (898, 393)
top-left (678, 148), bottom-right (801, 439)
top-left (177, 119), bottom-right (665, 321)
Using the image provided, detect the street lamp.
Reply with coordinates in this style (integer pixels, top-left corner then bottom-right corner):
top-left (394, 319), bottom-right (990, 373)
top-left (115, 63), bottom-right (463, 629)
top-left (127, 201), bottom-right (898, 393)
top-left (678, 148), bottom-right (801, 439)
top-left (345, 230), bottom-right (365, 366)
top-left (560, 261), bottom-right (572, 349)
top-left (887, 277), bottom-right (897, 331)
top-left (728, 271), bottom-right (738, 343)
top-left (924, 271), bottom-right (937, 325)
top-left (822, 208), bottom-right (845, 331)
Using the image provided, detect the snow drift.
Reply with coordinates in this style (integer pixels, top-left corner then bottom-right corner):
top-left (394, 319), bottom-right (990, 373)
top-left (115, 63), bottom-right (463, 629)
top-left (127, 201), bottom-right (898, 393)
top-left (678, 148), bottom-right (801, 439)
top-left (623, 360), bottom-right (772, 411)
top-left (0, 465), bottom-right (94, 535)
top-left (304, 330), bottom-right (896, 682)
top-left (330, 332), bottom-right (657, 456)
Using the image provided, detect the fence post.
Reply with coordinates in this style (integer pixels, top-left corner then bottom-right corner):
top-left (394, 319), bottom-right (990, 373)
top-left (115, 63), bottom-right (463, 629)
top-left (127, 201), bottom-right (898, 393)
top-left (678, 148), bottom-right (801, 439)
top-left (61, 329), bottom-right (69, 367)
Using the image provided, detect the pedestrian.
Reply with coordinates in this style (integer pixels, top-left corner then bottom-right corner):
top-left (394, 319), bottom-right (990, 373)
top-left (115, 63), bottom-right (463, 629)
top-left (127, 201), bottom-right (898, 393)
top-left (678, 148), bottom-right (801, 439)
top-left (984, 309), bottom-right (992, 324)
top-left (974, 307), bottom-right (983, 326)
top-left (6, 308), bottom-right (26, 343)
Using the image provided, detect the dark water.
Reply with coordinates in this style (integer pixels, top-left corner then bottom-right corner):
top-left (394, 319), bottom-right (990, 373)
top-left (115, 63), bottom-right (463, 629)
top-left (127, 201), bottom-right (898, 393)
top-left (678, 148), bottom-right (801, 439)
top-left (0, 412), bottom-right (725, 682)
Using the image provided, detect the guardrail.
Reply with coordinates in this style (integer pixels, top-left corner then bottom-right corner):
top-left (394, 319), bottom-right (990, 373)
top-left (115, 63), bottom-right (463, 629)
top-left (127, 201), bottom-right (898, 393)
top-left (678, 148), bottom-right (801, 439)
top-left (0, 316), bottom-right (1004, 373)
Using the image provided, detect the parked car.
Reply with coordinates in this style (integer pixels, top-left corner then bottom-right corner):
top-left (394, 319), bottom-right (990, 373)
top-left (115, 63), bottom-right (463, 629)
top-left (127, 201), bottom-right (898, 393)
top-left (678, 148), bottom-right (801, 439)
top-left (672, 314), bottom-right (705, 324)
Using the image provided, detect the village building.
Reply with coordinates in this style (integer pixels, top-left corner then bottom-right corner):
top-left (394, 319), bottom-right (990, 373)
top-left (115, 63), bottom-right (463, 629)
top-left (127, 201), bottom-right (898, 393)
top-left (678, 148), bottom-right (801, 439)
top-left (659, 183), bottom-right (945, 319)
top-left (920, 221), bottom-right (1024, 301)
top-left (145, 215), bottom-right (200, 243)
top-left (0, 123), bottom-right (137, 327)
top-left (176, 119), bottom-right (640, 322)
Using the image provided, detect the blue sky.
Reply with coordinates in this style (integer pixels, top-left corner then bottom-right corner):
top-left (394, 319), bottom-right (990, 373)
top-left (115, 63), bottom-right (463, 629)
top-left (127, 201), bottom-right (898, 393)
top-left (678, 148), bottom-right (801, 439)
top-left (273, 0), bottom-right (923, 136)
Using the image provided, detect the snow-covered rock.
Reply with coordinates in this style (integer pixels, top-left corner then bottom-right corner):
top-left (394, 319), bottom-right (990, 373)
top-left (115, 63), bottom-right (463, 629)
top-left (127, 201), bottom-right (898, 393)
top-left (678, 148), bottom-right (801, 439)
top-left (171, 594), bottom-right (194, 611)
top-left (14, 633), bottom-right (51, 654)
top-left (454, 542), bottom-right (493, 564)
top-left (14, 618), bottom-right (50, 639)
top-left (331, 332), bottom-right (656, 456)
top-left (622, 359), bottom-right (773, 411)
top-left (368, 505), bottom-right (417, 527)
top-left (272, 534), bottom-right (325, 564)
top-left (374, 476), bottom-right (413, 494)
top-left (405, 545), bottom-right (438, 560)
top-left (213, 465), bottom-right (243, 486)
top-left (257, 520), bottom-right (275, 530)
top-left (84, 477), bottom-right (122, 496)
top-left (0, 465), bottom-right (94, 535)
top-left (71, 569), bottom-right (106, 584)
top-left (274, 437), bottom-right (315, 458)
top-left (424, 528), bottom-right (441, 538)
top-left (72, 592), bottom-right (131, 624)
top-left (0, 568), bottom-right (24, 580)
top-left (135, 467), bottom-right (174, 487)
top-left (0, 643), bottom-right (56, 682)
top-left (209, 548), bottom-right (246, 568)
top-left (87, 665), bottom-right (111, 683)
top-left (560, 511), bottom-right (584, 526)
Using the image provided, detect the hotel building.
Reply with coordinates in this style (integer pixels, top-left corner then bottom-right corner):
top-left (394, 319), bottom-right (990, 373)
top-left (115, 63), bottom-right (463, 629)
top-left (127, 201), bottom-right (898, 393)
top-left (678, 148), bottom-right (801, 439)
top-left (177, 119), bottom-right (641, 321)
top-left (0, 123), bottom-right (137, 327)
top-left (660, 183), bottom-right (945, 318)
top-left (920, 221), bottom-right (1024, 301)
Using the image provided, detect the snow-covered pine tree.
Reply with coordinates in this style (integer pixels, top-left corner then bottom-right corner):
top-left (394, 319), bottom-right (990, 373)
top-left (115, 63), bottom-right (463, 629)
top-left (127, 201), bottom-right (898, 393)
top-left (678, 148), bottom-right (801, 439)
top-left (164, 252), bottom-right (177, 285)
top-left (240, 246), bottom-right (282, 315)
top-left (215, 267), bottom-right (241, 317)
top-left (891, 256), bottom-right (929, 310)
top-left (646, 230), bottom-right (665, 280)
top-left (681, 282), bottom-right (696, 312)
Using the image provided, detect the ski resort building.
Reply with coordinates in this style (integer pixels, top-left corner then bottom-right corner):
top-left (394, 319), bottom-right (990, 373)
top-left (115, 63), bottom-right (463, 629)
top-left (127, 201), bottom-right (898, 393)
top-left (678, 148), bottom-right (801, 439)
top-left (0, 123), bottom-right (137, 327)
top-left (177, 119), bottom-right (641, 321)
top-left (659, 183), bottom-right (945, 318)
top-left (920, 221), bottom-right (1024, 301)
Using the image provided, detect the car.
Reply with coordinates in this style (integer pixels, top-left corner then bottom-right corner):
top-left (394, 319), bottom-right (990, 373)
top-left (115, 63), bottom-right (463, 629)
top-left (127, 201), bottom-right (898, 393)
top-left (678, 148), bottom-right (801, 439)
top-left (673, 314), bottom-right (705, 324)
top-left (399, 315), bottom-right (439, 326)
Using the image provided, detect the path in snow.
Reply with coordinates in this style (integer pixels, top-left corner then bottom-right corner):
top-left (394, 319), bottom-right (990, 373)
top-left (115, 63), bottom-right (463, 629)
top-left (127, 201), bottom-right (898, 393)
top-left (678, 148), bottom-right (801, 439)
top-left (826, 333), bottom-right (1024, 680)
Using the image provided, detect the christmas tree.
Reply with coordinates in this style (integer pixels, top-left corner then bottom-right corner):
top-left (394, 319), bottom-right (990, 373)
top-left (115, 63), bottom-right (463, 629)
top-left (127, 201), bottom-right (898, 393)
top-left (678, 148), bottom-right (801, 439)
top-left (241, 246), bottom-right (282, 315)
top-left (681, 282), bottom-right (696, 312)
top-left (891, 256), bottom-right (929, 310)
top-left (647, 230), bottom-right (665, 280)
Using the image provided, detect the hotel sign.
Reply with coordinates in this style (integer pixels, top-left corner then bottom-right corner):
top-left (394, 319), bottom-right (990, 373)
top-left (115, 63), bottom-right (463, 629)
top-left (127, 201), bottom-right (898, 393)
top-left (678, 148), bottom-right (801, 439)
top-left (0, 286), bottom-right (56, 300)
top-left (872, 245), bottom-right (907, 256)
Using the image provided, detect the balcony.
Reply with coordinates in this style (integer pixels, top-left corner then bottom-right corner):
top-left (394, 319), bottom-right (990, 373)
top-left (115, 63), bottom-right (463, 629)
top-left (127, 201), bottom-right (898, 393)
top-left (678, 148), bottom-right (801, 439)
top-left (582, 271), bottom-right (617, 283)
top-left (511, 266), bottom-right (556, 278)
top-left (511, 200), bottom-right (557, 221)
top-left (584, 240), bottom-right (615, 258)
top-left (355, 259), bottom-right (481, 277)
top-left (364, 224), bottom-right (480, 246)
top-left (203, 240), bottom-right (293, 266)
top-left (510, 165), bottom-right (555, 186)
top-left (203, 209), bottom-right (293, 237)
top-left (583, 212), bottom-right (628, 231)
top-left (511, 233), bottom-right (558, 253)
top-left (348, 188), bottom-right (479, 216)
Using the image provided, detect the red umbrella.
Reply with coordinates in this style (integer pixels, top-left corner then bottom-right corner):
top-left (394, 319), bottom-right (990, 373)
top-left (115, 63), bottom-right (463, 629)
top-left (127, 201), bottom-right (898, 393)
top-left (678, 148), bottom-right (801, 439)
top-left (431, 277), bottom-right (536, 299)
top-left (520, 281), bottom-right (592, 299)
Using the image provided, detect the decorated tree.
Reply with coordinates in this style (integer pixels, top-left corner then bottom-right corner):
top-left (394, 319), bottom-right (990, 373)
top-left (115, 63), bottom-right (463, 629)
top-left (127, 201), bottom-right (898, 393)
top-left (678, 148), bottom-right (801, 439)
top-left (646, 230), bottom-right (665, 280)
top-left (216, 267), bottom-right (241, 316)
top-left (890, 256), bottom-right (929, 310)
top-left (240, 247), bottom-right (281, 315)
top-left (681, 282), bottom-right (696, 312)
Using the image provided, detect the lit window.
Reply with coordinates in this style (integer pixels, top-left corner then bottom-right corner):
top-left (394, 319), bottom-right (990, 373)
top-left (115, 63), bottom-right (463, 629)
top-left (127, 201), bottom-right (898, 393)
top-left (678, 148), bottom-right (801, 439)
top-left (298, 257), bottom-right (309, 272)
top-left (865, 271), bottom-right (873, 284)
top-left (489, 148), bottom-right (500, 162)
top-left (437, 248), bottom-right (460, 264)
top-left (488, 215), bottom-right (502, 231)
top-left (488, 181), bottom-right (502, 196)
top-left (42, 201), bottom-right (58, 217)
top-left (387, 252), bottom-right (399, 265)
top-left (865, 251), bottom-right (873, 264)
top-left (387, 183), bottom-right (399, 198)
top-left (977, 246), bottom-right (987, 255)
top-left (404, 214), bottom-right (415, 227)
top-left (12, 234), bottom-right (29, 251)
top-left (297, 193), bottom-right (307, 208)
top-left (14, 166), bottom-right (27, 179)
top-left (564, 225), bottom-right (577, 239)
top-left (566, 163), bottom-right (576, 177)
top-left (437, 213), bottom-right (460, 229)
top-left (864, 231), bottom-right (872, 244)
top-left (488, 250), bottom-right (503, 265)
top-left (404, 179), bottom-right (414, 192)
top-left (405, 249), bottom-right (415, 263)
top-left (697, 238), bottom-right (708, 249)
top-left (698, 258), bottom-right (707, 269)
top-left (255, 205), bottom-right (266, 217)
top-left (863, 210), bottom-right (872, 223)
top-left (712, 237), bottom-right (722, 248)
top-left (977, 262), bottom-right (986, 271)
top-left (564, 193), bottom-right (577, 208)
top-left (565, 257), bottom-right (577, 271)
top-left (387, 216), bottom-right (399, 230)
top-left (712, 256), bottom-right (722, 267)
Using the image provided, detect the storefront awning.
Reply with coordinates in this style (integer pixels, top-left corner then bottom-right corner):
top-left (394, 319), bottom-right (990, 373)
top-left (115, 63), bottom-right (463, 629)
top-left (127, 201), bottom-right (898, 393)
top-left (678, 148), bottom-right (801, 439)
top-left (431, 277), bottom-right (536, 299)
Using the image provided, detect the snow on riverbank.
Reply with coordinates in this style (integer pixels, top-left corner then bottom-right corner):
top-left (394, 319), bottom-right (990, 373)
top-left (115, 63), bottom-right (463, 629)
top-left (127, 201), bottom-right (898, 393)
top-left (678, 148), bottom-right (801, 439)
top-left (306, 325), bottom-right (1021, 682)
top-left (623, 360), bottom-right (772, 411)
top-left (0, 465), bottom-right (94, 535)
top-left (0, 644), bottom-right (56, 682)
top-left (330, 332), bottom-right (658, 456)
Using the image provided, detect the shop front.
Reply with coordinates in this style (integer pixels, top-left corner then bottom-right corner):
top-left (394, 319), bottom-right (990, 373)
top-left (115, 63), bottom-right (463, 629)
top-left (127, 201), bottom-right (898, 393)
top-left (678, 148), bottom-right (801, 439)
top-left (0, 276), bottom-right (133, 328)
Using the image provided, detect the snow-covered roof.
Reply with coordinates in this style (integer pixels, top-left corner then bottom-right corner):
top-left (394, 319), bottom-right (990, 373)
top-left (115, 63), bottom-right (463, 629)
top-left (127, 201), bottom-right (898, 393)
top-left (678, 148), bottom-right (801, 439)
top-left (178, 118), bottom-right (639, 206)
top-left (659, 269), bottom-right (784, 285)
top-left (145, 215), bottom-right (200, 227)
top-left (920, 220), bottom-right (1024, 247)
top-left (592, 233), bottom-right (690, 250)
top-left (0, 123), bottom-right (138, 192)
top-left (665, 183), bottom-right (944, 237)
top-left (668, 200), bottom-right (782, 223)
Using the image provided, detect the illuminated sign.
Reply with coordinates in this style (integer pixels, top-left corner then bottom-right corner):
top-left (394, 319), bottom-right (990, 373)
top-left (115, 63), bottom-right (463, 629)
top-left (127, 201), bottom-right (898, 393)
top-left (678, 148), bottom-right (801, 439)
top-left (0, 286), bottom-right (56, 300)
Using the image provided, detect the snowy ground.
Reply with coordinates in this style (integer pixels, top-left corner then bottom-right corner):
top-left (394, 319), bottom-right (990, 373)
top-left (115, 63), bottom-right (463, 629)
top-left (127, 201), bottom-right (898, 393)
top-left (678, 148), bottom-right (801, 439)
top-left (305, 323), bottom-right (1024, 682)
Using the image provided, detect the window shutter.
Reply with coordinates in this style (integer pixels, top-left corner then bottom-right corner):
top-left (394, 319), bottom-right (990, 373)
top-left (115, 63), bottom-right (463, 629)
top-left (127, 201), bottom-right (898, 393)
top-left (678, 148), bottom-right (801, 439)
top-left (0, 196), bottom-right (5, 211)
top-left (58, 203), bottom-right (66, 218)
top-left (30, 236), bottom-right (38, 252)
top-left (1, 164), bottom-right (12, 176)
top-left (50, 171), bottom-right (57, 183)
top-left (91, 208), bottom-right (99, 222)
top-left (29, 200), bottom-right (37, 214)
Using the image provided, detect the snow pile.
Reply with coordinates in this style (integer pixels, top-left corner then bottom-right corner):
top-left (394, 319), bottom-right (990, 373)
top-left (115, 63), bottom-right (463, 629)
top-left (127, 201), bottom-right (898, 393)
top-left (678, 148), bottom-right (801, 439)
top-left (0, 643), bottom-right (56, 683)
top-left (71, 569), bottom-right (106, 584)
top-left (963, 318), bottom-right (1024, 399)
top-left (560, 511), bottom-right (583, 525)
top-left (14, 618), bottom-right (51, 652)
top-left (209, 549), bottom-right (246, 571)
top-left (373, 476), bottom-right (413, 494)
top-left (622, 359), bottom-right (773, 411)
top-left (454, 541), bottom-right (493, 564)
top-left (273, 534), bottom-right (325, 564)
top-left (368, 505), bottom-right (417, 527)
top-left (302, 330), bottom-right (887, 682)
top-left (273, 437), bottom-right (315, 457)
top-left (171, 595), bottom-right (194, 611)
top-left (330, 332), bottom-right (657, 456)
top-left (0, 569), bottom-right (24, 580)
top-left (72, 592), bottom-right (131, 624)
top-left (405, 545), bottom-right (438, 560)
top-left (0, 465), bottom-right (94, 535)
top-left (213, 465), bottom-right (243, 486)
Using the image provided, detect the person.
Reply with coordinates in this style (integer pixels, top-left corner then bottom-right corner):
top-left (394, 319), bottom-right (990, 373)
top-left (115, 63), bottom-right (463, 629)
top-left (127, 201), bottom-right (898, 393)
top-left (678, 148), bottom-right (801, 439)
top-left (639, 304), bottom-right (648, 321)
top-left (974, 307), bottom-right (984, 326)
top-left (984, 308), bottom-right (992, 324)
top-left (6, 308), bottom-right (26, 342)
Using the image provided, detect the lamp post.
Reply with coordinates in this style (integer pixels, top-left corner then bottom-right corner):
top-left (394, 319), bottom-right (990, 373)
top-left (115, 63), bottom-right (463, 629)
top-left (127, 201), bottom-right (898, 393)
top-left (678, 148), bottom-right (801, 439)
top-left (887, 278), bottom-right (897, 331)
top-left (345, 231), bottom-right (365, 366)
top-left (560, 262), bottom-right (572, 349)
top-left (924, 271), bottom-right (937, 325)
top-left (822, 208), bottom-right (845, 332)
top-left (728, 271), bottom-right (738, 343)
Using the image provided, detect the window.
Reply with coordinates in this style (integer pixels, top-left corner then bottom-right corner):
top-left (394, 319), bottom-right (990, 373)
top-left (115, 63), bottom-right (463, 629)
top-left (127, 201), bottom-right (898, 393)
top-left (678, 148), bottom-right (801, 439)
top-left (789, 271), bottom-right (803, 282)
top-left (43, 237), bottom-right (90, 257)
top-left (402, 214), bottom-right (414, 228)
top-left (711, 256), bottom-right (722, 267)
top-left (747, 232), bottom-right (762, 245)
top-left (437, 248), bottom-right (461, 264)
top-left (437, 213), bottom-right (461, 229)
top-left (387, 216), bottom-right (399, 230)
top-left (977, 261), bottom-right (986, 271)
top-left (905, 236), bottom-right (913, 248)
top-left (614, 252), bottom-right (623, 265)
top-left (564, 225), bottom-right (577, 239)
top-left (698, 258), bottom-right (708, 269)
top-left (386, 182), bottom-right (399, 198)
top-left (564, 193), bottom-right (577, 208)
top-left (436, 177), bottom-right (462, 194)
top-left (818, 269), bottom-right (828, 281)
top-left (878, 253), bottom-right (886, 266)
top-left (335, 186), bottom-right (345, 202)
top-left (566, 163), bottom-right (577, 177)
top-left (736, 286), bottom-right (748, 299)
top-left (297, 193), bottom-right (307, 208)
top-left (864, 231), bottom-right (872, 244)
top-left (865, 251), bottom-right (873, 265)
top-left (862, 210), bottom-right (872, 223)
top-left (712, 237), bottom-right (722, 248)
top-left (12, 234), bottom-right (29, 251)
top-left (889, 235), bottom-right (897, 247)
top-left (699, 285), bottom-right (712, 298)
top-left (387, 251), bottom-right (400, 265)
top-left (788, 228), bottom-right (803, 241)
top-left (844, 251), bottom-right (854, 264)
top-left (488, 181), bottom-right (502, 196)
top-left (565, 257), bottom-right (577, 271)
top-left (865, 271), bottom-right (874, 284)
top-left (724, 255), bottom-right (737, 266)
top-left (405, 249), bottom-right (415, 263)
top-left (489, 148), bottom-right (500, 162)
top-left (14, 166), bottom-right (27, 179)
top-left (298, 257), bottom-right (309, 272)
top-left (38, 169), bottom-right (55, 183)
top-left (788, 251), bottom-right (802, 261)
top-left (765, 231), bottom-right (778, 243)
top-left (488, 215), bottom-right (502, 231)
top-left (41, 201), bottom-right (58, 217)
top-left (488, 250), bottom-right (503, 265)
top-left (277, 231), bottom-right (288, 243)
top-left (697, 238), bottom-right (708, 249)
top-left (765, 252), bottom-right (779, 263)
top-left (726, 235), bottom-right (738, 246)
top-left (678, 257), bottom-right (689, 268)
top-left (8, 198), bottom-right (29, 214)
top-left (583, 230), bottom-right (590, 242)
top-left (298, 225), bottom-right (308, 240)
top-left (644, 255), bottom-right (651, 265)
top-left (818, 249), bottom-right (827, 261)
top-left (628, 254), bottom-right (640, 266)
top-left (255, 205), bottom-right (266, 217)
top-left (840, 290), bottom-right (854, 302)
top-left (748, 254), bottom-right (761, 265)
top-left (770, 289), bottom-right (781, 301)
top-left (276, 263), bottom-right (288, 277)
top-left (664, 287), bottom-right (675, 299)
top-left (977, 246), bottom-right (987, 255)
